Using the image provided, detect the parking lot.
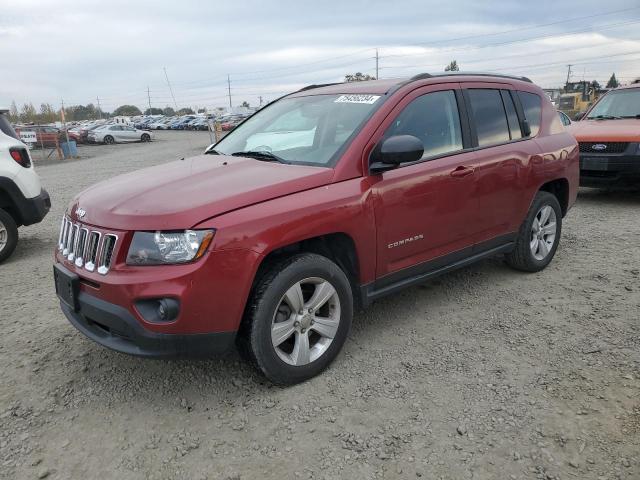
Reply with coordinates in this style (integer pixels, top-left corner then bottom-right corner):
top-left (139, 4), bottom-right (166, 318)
top-left (0, 130), bottom-right (638, 479)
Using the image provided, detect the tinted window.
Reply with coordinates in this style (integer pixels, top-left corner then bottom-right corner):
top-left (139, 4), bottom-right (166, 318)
top-left (386, 90), bottom-right (463, 159)
top-left (501, 90), bottom-right (522, 140)
top-left (518, 91), bottom-right (542, 136)
top-left (467, 89), bottom-right (510, 147)
top-left (0, 114), bottom-right (19, 140)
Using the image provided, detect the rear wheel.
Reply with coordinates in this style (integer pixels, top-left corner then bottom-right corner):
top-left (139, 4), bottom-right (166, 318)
top-left (239, 253), bottom-right (353, 385)
top-left (506, 191), bottom-right (562, 272)
top-left (0, 208), bottom-right (18, 263)
top-left (103, 135), bottom-right (114, 145)
top-left (141, 133), bottom-right (151, 142)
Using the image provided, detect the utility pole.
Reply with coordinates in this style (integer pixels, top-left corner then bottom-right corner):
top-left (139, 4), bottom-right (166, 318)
top-left (259, 96), bottom-right (263, 107)
top-left (375, 48), bottom-right (379, 79)
top-left (163, 67), bottom-right (178, 111)
top-left (227, 74), bottom-right (232, 110)
top-left (147, 86), bottom-right (152, 114)
top-left (96, 96), bottom-right (102, 119)
top-left (61, 99), bottom-right (70, 145)
top-left (565, 64), bottom-right (573, 87)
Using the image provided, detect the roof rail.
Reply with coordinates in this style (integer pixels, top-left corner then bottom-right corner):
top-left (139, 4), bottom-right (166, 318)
top-left (297, 82), bottom-right (342, 92)
top-left (409, 72), bottom-right (533, 83)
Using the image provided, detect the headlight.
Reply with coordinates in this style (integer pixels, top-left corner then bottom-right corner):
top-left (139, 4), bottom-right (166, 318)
top-left (126, 230), bottom-right (215, 265)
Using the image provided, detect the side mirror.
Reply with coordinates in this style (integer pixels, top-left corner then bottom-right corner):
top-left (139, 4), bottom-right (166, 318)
top-left (370, 135), bottom-right (424, 174)
top-left (574, 111), bottom-right (586, 121)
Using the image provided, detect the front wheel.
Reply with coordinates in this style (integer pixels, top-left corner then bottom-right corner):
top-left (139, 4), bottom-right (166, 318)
top-left (0, 208), bottom-right (18, 263)
top-left (141, 133), bottom-right (151, 142)
top-left (103, 135), bottom-right (114, 145)
top-left (506, 191), bottom-right (562, 272)
top-left (239, 253), bottom-right (353, 385)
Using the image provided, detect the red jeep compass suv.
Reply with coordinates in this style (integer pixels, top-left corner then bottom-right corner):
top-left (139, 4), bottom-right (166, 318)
top-left (54, 73), bottom-right (578, 384)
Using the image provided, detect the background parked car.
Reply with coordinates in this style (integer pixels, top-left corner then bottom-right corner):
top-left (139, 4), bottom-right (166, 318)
top-left (88, 125), bottom-right (153, 144)
top-left (171, 116), bottom-right (196, 129)
top-left (14, 125), bottom-right (60, 147)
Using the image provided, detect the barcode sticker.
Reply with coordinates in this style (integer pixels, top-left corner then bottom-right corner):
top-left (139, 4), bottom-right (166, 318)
top-left (334, 95), bottom-right (381, 104)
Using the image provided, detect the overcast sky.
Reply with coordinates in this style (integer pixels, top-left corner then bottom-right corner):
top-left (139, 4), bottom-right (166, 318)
top-left (2, 0), bottom-right (640, 112)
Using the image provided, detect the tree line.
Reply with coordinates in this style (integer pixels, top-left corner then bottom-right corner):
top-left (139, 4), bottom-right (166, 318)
top-left (7, 101), bottom-right (201, 125)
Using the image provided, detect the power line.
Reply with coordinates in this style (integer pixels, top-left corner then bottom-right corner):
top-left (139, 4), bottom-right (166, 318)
top-left (396, 6), bottom-right (640, 50)
top-left (380, 17), bottom-right (640, 61)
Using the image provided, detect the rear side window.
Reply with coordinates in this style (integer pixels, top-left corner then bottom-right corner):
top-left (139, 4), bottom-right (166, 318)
top-left (386, 90), bottom-right (463, 159)
top-left (500, 91), bottom-right (522, 140)
top-left (518, 91), bottom-right (542, 136)
top-left (466, 89), bottom-right (510, 147)
top-left (0, 114), bottom-right (20, 140)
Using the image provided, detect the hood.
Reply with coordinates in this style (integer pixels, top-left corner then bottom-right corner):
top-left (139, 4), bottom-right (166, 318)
top-left (566, 118), bottom-right (640, 142)
top-left (69, 155), bottom-right (333, 230)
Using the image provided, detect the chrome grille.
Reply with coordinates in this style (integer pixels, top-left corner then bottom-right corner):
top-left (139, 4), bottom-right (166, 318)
top-left (85, 231), bottom-right (101, 272)
top-left (97, 234), bottom-right (117, 275)
top-left (58, 216), bottom-right (118, 275)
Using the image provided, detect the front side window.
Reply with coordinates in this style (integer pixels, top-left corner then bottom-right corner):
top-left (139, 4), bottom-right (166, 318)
top-left (384, 90), bottom-right (463, 159)
top-left (213, 94), bottom-right (381, 166)
top-left (586, 88), bottom-right (640, 119)
top-left (467, 89), bottom-right (511, 147)
top-left (518, 91), bottom-right (542, 136)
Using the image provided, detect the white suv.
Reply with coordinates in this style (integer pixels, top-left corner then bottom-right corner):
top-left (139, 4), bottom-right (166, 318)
top-left (0, 108), bottom-right (50, 262)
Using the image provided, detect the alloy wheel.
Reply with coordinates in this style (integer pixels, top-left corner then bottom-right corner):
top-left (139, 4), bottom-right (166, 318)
top-left (530, 205), bottom-right (557, 260)
top-left (0, 220), bottom-right (7, 252)
top-left (271, 277), bottom-right (341, 366)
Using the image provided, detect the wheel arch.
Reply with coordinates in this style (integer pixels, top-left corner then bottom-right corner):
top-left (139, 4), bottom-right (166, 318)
top-left (252, 232), bottom-right (362, 309)
top-left (538, 177), bottom-right (569, 217)
top-left (0, 178), bottom-right (25, 226)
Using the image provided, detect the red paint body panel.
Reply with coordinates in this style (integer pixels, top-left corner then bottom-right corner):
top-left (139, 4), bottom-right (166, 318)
top-left (55, 74), bottom-right (579, 338)
top-left (69, 156), bottom-right (334, 230)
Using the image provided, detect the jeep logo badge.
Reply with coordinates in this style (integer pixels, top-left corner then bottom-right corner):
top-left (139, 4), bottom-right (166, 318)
top-left (76, 208), bottom-right (86, 219)
top-left (591, 144), bottom-right (607, 151)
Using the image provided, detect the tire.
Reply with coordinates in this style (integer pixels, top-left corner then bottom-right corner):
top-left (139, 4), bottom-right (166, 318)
top-left (506, 191), bottom-right (562, 272)
top-left (239, 253), bottom-right (353, 385)
top-left (0, 208), bottom-right (18, 263)
top-left (103, 135), bottom-right (114, 145)
top-left (141, 133), bottom-right (151, 142)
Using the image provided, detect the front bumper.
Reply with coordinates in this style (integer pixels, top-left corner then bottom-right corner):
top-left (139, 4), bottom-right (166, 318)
top-left (20, 188), bottom-right (51, 226)
top-left (59, 286), bottom-right (236, 358)
top-left (580, 145), bottom-right (640, 187)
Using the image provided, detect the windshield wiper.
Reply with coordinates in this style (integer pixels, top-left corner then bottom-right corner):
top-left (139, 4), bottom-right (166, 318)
top-left (587, 114), bottom-right (622, 120)
top-left (204, 148), bottom-right (221, 155)
top-left (620, 114), bottom-right (640, 119)
top-left (231, 150), bottom-right (289, 164)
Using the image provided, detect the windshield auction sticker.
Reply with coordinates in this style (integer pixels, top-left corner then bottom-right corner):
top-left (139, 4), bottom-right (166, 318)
top-left (334, 94), bottom-right (381, 104)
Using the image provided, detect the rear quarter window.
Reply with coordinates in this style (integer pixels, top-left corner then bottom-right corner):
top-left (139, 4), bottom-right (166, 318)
top-left (0, 114), bottom-right (20, 140)
top-left (518, 91), bottom-right (542, 136)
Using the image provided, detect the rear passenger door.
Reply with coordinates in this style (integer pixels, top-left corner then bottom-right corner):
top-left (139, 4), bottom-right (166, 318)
top-left (109, 125), bottom-right (124, 141)
top-left (462, 85), bottom-right (538, 245)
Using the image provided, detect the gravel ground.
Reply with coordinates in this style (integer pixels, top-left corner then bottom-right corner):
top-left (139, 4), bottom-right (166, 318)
top-left (1, 131), bottom-right (638, 480)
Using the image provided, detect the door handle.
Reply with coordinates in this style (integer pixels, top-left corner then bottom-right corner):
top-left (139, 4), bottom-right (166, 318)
top-left (450, 166), bottom-right (475, 178)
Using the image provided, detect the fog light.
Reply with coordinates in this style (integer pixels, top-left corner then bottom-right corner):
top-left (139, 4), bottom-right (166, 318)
top-left (135, 298), bottom-right (180, 323)
top-left (158, 301), bottom-right (168, 321)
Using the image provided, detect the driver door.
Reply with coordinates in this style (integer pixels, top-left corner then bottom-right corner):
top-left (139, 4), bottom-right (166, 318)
top-left (367, 85), bottom-right (480, 281)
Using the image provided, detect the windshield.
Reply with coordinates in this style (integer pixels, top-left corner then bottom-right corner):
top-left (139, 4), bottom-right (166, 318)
top-left (587, 88), bottom-right (640, 119)
top-left (213, 94), bottom-right (382, 166)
